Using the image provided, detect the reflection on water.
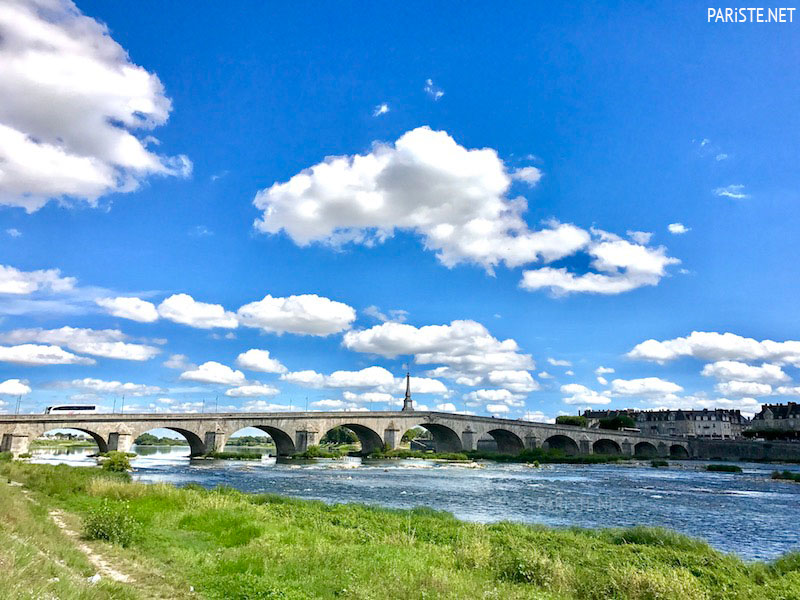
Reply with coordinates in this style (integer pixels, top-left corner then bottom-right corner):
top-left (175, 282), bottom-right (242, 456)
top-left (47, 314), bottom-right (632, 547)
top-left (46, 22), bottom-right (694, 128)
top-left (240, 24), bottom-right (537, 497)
top-left (30, 445), bottom-right (800, 561)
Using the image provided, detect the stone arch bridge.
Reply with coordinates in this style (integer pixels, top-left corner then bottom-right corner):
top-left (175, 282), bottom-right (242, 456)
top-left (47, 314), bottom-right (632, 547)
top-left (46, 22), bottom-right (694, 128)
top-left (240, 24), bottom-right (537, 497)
top-left (0, 411), bottom-right (692, 459)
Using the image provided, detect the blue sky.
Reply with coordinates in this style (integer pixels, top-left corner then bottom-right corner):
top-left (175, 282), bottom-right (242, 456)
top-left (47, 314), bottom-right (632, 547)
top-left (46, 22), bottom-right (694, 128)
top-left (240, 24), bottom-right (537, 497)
top-left (1, 0), bottom-right (799, 425)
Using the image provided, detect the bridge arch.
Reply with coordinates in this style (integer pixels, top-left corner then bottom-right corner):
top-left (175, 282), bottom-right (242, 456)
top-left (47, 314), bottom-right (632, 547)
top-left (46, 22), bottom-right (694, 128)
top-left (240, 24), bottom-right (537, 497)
top-left (543, 434), bottom-right (579, 456)
top-left (486, 429), bottom-right (524, 455)
top-left (593, 438), bottom-right (622, 455)
top-left (634, 441), bottom-right (658, 458)
top-left (40, 427), bottom-right (108, 453)
top-left (242, 426), bottom-right (296, 456)
top-left (322, 423), bottom-right (384, 455)
top-left (406, 423), bottom-right (462, 453)
top-left (133, 427), bottom-right (206, 457)
top-left (670, 444), bottom-right (690, 459)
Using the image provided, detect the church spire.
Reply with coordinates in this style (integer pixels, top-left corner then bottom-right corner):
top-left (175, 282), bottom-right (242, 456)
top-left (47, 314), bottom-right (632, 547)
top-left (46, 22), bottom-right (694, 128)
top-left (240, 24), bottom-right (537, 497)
top-left (402, 372), bottom-right (414, 411)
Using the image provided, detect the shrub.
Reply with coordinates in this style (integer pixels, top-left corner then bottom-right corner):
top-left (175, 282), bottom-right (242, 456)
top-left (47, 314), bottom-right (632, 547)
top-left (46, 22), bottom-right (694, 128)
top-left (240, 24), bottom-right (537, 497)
top-left (83, 499), bottom-right (139, 546)
top-left (598, 415), bottom-right (637, 430)
top-left (0, 451), bottom-right (12, 461)
top-left (706, 464), bottom-right (742, 473)
top-left (651, 460), bottom-right (669, 468)
top-left (555, 415), bottom-right (587, 427)
top-left (295, 445), bottom-right (343, 459)
top-left (772, 470), bottom-right (800, 483)
top-left (497, 546), bottom-right (572, 592)
top-left (100, 451), bottom-right (132, 473)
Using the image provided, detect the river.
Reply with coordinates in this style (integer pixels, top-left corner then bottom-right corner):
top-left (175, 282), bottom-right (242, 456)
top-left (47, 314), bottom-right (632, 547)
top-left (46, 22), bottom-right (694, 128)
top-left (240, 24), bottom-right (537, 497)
top-left (30, 445), bottom-right (800, 561)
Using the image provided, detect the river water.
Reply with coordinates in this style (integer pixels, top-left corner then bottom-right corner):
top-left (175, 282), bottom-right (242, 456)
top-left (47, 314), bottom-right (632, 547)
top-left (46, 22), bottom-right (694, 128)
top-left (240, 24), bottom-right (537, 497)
top-left (31, 445), bottom-right (800, 561)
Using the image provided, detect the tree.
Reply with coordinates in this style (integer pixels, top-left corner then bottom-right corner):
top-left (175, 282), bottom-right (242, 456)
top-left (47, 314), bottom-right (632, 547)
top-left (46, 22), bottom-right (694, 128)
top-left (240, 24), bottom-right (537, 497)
top-left (402, 427), bottom-right (429, 442)
top-left (598, 415), bottom-right (636, 430)
top-left (555, 416), bottom-right (587, 427)
top-left (321, 426), bottom-right (358, 445)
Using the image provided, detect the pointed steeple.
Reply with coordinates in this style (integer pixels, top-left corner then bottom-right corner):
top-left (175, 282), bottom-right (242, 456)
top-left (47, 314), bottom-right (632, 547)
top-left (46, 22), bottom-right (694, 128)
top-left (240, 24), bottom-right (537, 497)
top-left (402, 372), bottom-right (414, 411)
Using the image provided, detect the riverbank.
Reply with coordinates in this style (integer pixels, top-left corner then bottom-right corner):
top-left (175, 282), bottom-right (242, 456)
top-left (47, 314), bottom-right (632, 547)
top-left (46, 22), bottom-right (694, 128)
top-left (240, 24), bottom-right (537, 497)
top-left (1, 460), bottom-right (799, 599)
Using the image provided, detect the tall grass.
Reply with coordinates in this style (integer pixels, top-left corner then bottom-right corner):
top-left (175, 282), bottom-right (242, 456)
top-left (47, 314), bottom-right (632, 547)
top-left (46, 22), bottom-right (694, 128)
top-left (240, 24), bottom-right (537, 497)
top-left (1, 460), bottom-right (799, 599)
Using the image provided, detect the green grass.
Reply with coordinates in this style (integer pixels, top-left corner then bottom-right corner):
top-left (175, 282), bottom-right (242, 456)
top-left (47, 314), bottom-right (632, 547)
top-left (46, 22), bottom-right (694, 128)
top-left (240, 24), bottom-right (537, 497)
top-left (468, 448), bottom-right (629, 465)
top-left (203, 451), bottom-right (264, 460)
top-left (293, 444), bottom-right (344, 459)
top-left (1, 460), bottom-right (800, 599)
top-left (368, 448), bottom-right (470, 461)
top-left (650, 460), bottom-right (669, 468)
top-left (772, 470), bottom-right (800, 483)
top-left (706, 464), bottom-right (743, 473)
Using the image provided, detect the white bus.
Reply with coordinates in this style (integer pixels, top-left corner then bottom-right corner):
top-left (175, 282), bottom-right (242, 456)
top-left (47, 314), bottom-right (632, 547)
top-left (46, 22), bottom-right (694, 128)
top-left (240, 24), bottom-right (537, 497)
top-left (44, 404), bottom-right (98, 415)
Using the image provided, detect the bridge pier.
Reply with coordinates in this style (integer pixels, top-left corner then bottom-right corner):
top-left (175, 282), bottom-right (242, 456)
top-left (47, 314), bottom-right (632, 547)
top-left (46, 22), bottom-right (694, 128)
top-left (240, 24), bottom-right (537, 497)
top-left (204, 431), bottom-right (227, 454)
top-left (1, 433), bottom-right (29, 457)
top-left (525, 434), bottom-right (539, 450)
top-left (107, 432), bottom-right (134, 454)
top-left (579, 436), bottom-right (593, 455)
top-left (295, 429), bottom-right (318, 454)
top-left (382, 426), bottom-right (399, 450)
top-left (657, 442), bottom-right (669, 458)
top-left (460, 428), bottom-right (477, 451)
top-left (621, 439), bottom-right (633, 456)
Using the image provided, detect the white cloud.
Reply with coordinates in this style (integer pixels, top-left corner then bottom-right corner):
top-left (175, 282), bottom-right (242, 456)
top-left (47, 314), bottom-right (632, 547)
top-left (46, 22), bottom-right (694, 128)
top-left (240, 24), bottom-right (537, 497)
top-left (668, 223), bottom-right (690, 235)
top-left (64, 377), bottom-right (162, 396)
top-left (714, 184), bottom-right (749, 199)
top-left (714, 381), bottom-right (772, 397)
top-left (486, 369), bottom-right (540, 393)
top-left (253, 127), bottom-right (592, 273)
top-left (237, 294), bottom-right (355, 336)
top-left (225, 383), bottom-right (280, 398)
top-left (0, 378), bottom-right (31, 395)
top-left (486, 404), bottom-right (510, 415)
top-left (158, 294), bottom-right (238, 329)
top-left (280, 370), bottom-right (326, 388)
top-left (163, 353), bottom-right (193, 370)
top-left (521, 410), bottom-right (555, 423)
top-left (435, 402), bottom-right (457, 412)
top-left (561, 383), bottom-right (611, 405)
top-left (595, 366), bottom-right (615, 374)
top-left (538, 371), bottom-right (553, 379)
top-left (565, 370), bottom-right (574, 376)
top-left (521, 230), bottom-right (680, 296)
top-left (597, 376), bottom-right (608, 385)
top-left (775, 386), bottom-right (800, 397)
top-left (0, 264), bottom-right (76, 295)
top-left (179, 361), bottom-right (246, 385)
top-left (326, 366), bottom-right (395, 389)
top-left (235, 349), bottom-right (287, 374)
top-left (628, 331), bottom-right (800, 367)
top-left (96, 296), bottom-right (158, 322)
top-left (241, 400), bottom-right (292, 412)
top-left (6, 228), bottom-right (21, 238)
top-left (701, 360), bottom-right (790, 384)
top-left (547, 358), bottom-right (572, 367)
top-left (423, 78), bottom-right (444, 100)
top-left (342, 391), bottom-right (394, 404)
top-left (610, 377), bottom-right (683, 397)
top-left (311, 399), bottom-right (353, 410)
top-left (0, 326), bottom-right (158, 361)
top-left (512, 166), bottom-right (543, 185)
top-left (344, 320), bottom-right (534, 379)
top-left (463, 389), bottom-right (524, 407)
top-left (0, 0), bottom-right (190, 212)
top-left (627, 230), bottom-right (653, 245)
top-left (373, 103), bottom-right (389, 117)
top-left (363, 305), bottom-right (408, 323)
top-left (715, 153), bottom-right (728, 161)
top-left (0, 343), bottom-right (93, 366)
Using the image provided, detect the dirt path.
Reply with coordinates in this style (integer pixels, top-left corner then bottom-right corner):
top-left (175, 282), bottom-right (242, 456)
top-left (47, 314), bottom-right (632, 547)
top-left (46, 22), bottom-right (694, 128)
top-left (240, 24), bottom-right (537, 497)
top-left (48, 509), bottom-right (133, 584)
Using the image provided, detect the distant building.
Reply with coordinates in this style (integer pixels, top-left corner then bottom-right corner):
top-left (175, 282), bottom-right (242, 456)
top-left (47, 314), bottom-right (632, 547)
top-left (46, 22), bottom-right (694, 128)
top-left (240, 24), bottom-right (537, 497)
top-left (749, 402), bottom-right (800, 439)
top-left (582, 408), bottom-right (747, 439)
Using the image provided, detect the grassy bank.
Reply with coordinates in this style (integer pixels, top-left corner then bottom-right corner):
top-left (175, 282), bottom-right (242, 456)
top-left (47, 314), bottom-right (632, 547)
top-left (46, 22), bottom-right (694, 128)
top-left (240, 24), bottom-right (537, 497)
top-left (1, 461), bottom-right (799, 599)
